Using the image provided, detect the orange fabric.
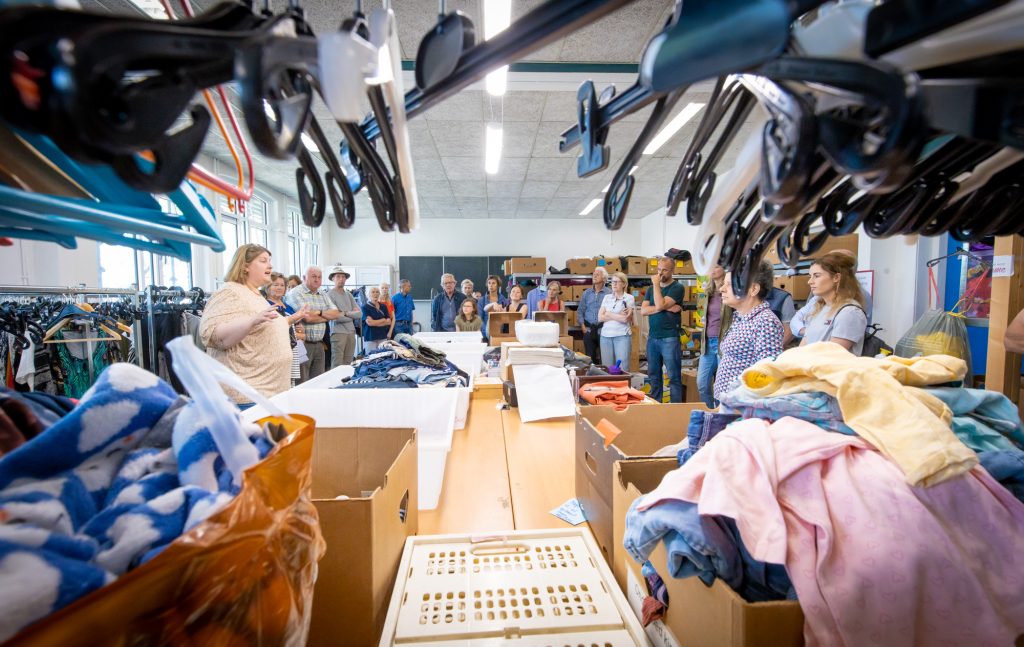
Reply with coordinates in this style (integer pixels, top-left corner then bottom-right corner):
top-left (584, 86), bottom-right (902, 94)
top-left (595, 419), bottom-right (624, 449)
top-left (579, 380), bottom-right (647, 411)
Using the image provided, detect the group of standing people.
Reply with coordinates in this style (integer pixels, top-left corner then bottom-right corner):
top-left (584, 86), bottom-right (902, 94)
top-left (695, 250), bottom-right (870, 408)
top-left (198, 244), bottom-right (420, 408)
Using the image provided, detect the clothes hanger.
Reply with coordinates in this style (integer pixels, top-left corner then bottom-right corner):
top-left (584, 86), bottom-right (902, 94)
top-left (415, 0), bottom-right (475, 91)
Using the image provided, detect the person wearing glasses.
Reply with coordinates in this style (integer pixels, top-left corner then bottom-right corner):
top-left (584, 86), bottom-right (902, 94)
top-left (598, 272), bottom-right (635, 371)
top-left (431, 273), bottom-right (466, 332)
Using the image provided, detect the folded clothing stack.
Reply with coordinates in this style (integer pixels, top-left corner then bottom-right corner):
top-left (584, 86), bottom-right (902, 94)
top-left (0, 363), bottom-right (277, 641)
top-left (338, 334), bottom-right (468, 389)
top-left (578, 380), bottom-right (646, 410)
top-left (506, 346), bottom-right (564, 367)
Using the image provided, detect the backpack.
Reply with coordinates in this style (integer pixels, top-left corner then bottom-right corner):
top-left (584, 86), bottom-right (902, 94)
top-left (833, 304), bottom-right (892, 357)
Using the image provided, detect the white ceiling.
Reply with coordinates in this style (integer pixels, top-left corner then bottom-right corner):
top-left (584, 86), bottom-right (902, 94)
top-left (82, 0), bottom-right (761, 220)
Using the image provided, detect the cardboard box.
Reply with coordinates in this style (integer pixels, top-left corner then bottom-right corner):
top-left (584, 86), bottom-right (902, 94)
top-left (681, 368), bottom-right (701, 403)
top-left (566, 308), bottom-right (578, 327)
top-left (534, 310), bottom-right (568, 335)
top-left (505, 257), bottom-right (547, 274)
top-left (766, 232), bottom-right (859, 266)
top-left (573, 338), bottom-right (586, 355)
top-left (568, 257), bottom-right (597, 274)
top-left (624, 256), bottom-right (647, 276)
top-left (309, 427), bottom-right (418, 647)
top-left (774, 275), bottom-right (811, 301)
top-left (613, 459), bottom-right (804, 647)
top-left (674, 259), bottom-right (694, 275)
top-left (596, 256), bottom-right (622, 274)
top-left (575, 403), bottom-right (707, 562)
top-left (487, 310), bottom-right (523, 341)
top-left (647, 257), bottom-right (661, 274)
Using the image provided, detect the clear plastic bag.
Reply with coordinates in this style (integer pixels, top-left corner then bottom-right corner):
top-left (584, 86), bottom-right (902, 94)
top-left (8, 338), bottom-right (325, 647)
top-left (895, 309), bottom-right (972, 379)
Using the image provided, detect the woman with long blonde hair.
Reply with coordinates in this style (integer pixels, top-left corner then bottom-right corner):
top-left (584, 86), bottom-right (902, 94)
top-left (795, 252), bottom-right (867, 354)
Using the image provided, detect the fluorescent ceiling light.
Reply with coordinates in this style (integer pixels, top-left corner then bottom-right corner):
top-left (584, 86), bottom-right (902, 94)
top-left (579, 198), bottom-right (602, 216)
top-left (301, 133), bottom-right (319, 154)
top-left (643, 102), bottom-right (705, 155)
top-left (483, 0), bottom-right (511, 96)
top-left (485, 123), bottom-right (503, 174)
top-left (127, 0), bottom-right (168, 19)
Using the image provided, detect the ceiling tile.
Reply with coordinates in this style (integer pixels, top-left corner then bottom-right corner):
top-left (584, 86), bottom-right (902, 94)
top-left (441, 157), bottom-right (486, 181)
top-left (526, 156), bottom-right (574, 182)
top-left (500, 122), bottom-right (540, 158)
top-left (489, 157), bottom-right (530, 183)
top-left (412, 160), bottom-right (449, 182)
top-left (424, 90), bottom-right (484, 122)
top-left (486, 181), bottom-right (522, 198)
top-left (451, 180), bottom-right (486, 198)
top-left (521, 181), bottom-right (560, 199)
top-left (498, 91), bottom-right (547, 122)
top-left (532, 122), bottom-right (573, 158)
top-left (558, 0), bottom-right (672, 62)
top-left (416, 180), bottom-right (454, 199)
top-left (540, 91), bottom-right (579, 124)
top-left (408, 123), bottom-right (440, 160)
top-left (515, 210), bottom-right (547, 219)
top-left (557, 180), bottom-right (603, 198)
top-left (635, 157), bottom-right (683, 183)
top-left (429, 121), bottom-right (484, 157)
top-left (455, 196), bottom-right (488, 211)
top-left (544, 197), bottom-right (587, 215)
top-left (518, 197), bottom-right (553, 212)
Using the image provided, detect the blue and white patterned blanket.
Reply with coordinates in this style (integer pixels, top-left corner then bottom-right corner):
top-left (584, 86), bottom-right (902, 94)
top-left (0, 363), bottom-right (274, 641)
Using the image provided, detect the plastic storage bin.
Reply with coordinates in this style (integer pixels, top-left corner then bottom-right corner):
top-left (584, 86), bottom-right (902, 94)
top-left (415, 332), bottom-right (486, 344)
top-left (242, 385), bottom-right (457, 510)
top-left (379, 528), bottom-right (650, 646)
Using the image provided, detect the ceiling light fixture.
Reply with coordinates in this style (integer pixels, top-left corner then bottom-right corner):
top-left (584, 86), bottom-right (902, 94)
top-left (485, 123), bottom-right (503, 174)
top-left (579, 198), bottom-right (602, 216)
top-left (483, 0), bottom-right (511, 96)
top-left (643, 102), bottom-right (705, 155)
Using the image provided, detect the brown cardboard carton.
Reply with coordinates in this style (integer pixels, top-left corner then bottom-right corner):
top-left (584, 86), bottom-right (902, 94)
top-left (625, 256), bottom-right (647, 275)
top-left (647, 257), bottom-right (661, 274)
top-left (575, 403), bottom-right (707, 562)
top-left (596, 256), bottom-right (623, 274)
top-left (766, 233), bottom-right (859, 266)
top-left (613, 459), bottom-right (804, 647)
top-left (573, 338), bottom-right (586, 354)
top-left (487, 310), bottom-right (524, 341)
top-left (674, 259), bottom-right (694, 275)
top-left (568, 257), bottom-right (597, 274)
top-left (774, 275), bottom-right (811, 301)
top-left (309, 427), bottom-right (418, 647)
top-left (681, 368), bottom-right (701, 403)
top-left (505, 257), bottom-right (547, 274)
top-left (534, 310), bottom-right (568, 336)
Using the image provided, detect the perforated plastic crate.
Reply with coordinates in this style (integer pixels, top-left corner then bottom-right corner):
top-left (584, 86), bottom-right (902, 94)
top-left (379, 529), bottom-right (651, 646)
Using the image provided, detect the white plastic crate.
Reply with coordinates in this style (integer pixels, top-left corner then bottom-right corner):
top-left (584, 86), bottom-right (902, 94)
top-left (379, 529), bottom-right (651, 646)
top-left (415, 332), bottom-right (487, 344)
top-left (241, 385), bottom-right (457, 510)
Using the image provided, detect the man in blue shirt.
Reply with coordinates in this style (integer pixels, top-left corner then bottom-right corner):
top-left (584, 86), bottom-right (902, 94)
top-left (431, 273), bottom-right (466, 332)
top-left (391, 278), bottom-right (416, 337)
top-left (578, 266), bottom-right (611, 363)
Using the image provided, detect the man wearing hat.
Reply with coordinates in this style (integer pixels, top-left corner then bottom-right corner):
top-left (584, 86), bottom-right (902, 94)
top-left (326, 264), bottom-right (361, 368)
top-left (286, 266), bottom-right (339, 381)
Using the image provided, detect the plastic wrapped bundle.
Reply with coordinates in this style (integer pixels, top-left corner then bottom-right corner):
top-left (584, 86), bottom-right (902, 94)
top-left (895, 309), bottom-right (972, 380)
top-left (515, 320), bottom-right (560, 347)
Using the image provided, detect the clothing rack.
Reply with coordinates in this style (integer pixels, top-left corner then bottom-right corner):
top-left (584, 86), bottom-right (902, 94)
top-left (143, 286), bottom-right (204, 373)
top-left (0, 285), bottom-right (144, 390)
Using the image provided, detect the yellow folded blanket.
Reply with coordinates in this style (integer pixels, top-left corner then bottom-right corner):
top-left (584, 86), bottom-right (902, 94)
top-left (741, 342), bottom-right (976, 487)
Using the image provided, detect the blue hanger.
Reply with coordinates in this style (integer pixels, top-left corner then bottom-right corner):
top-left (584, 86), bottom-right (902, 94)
top-left (0, 226), bottom-right (76, 249)
top-left (9, 130), bottom-right (223, 258)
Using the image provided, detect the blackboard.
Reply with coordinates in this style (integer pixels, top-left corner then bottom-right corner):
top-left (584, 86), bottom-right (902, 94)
top-left (444, 257), bottom-right (489, 296)
top-left (398, 256), bottom-right (444, 300)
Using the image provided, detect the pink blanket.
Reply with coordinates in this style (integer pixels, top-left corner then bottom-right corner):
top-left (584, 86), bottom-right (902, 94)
top-left (638, 417), bottom-right (1024, 646)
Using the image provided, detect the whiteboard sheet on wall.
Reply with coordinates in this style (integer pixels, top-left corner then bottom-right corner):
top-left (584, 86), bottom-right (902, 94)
top-left (856, 270), bottom-right (874, 297)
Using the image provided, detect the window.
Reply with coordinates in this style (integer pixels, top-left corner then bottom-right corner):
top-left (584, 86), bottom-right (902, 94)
top-left (98, 197), bottom-right (193, 289)
top-left (287, 208), bottom-right (319, 275)
top-left (218, 193), bottom-right (272, 274)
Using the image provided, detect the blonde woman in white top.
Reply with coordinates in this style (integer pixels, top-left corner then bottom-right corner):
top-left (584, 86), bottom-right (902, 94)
top-left (200, 244), bottom-right (306, 406)
top-left (598, 272), bottom-right (636, 371)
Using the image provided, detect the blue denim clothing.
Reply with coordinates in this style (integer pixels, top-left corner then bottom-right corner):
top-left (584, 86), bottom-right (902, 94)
top-left (624, 498), bottom-right (795, 603)
top-left (393, 321), bottom-right (414, 337)
top-left (647, 336), bottom-right (682, 403)
top-left (718, 386), bottom-right (856, 435)
top-left (599, 334), bottom-right (632, 372)
top-left (527, 287), bottom-right (545, 319)
top-left (430, 291), bottom-right (465, 332)
top-left (696, 337), bottom-right (719, 408)
top-left (678, 411), bottom-right (741, 465)
top-left (578, 286), bottom-right (610, 327)
top-left (978, 449), bottom-right (1024, 502)
top-left (391, 292), bottom-right (415, 323)
top-left (337, 337), bottom-right (468, 388)
top-left (924, 387), bottom-right (1024, 453)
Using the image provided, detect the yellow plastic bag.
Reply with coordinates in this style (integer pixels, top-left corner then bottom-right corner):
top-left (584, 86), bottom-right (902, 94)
top-left (7, 414), bottom-right (325, 647)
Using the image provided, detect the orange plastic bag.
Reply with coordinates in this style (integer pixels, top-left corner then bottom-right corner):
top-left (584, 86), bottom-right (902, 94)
top-left (6, 414), bottom-right (324, 647)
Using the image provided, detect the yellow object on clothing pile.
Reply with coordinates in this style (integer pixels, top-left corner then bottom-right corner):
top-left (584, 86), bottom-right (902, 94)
top-left (741, 342), bottom-right (977, 487)
top-left (914, 330), bottom-right (969, 359)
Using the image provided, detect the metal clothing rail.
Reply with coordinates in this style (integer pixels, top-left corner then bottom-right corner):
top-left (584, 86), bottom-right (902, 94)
top-left (143, 286), bottom-right (205, 377)
top-left (0, 285), bottom-right (145, 387)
